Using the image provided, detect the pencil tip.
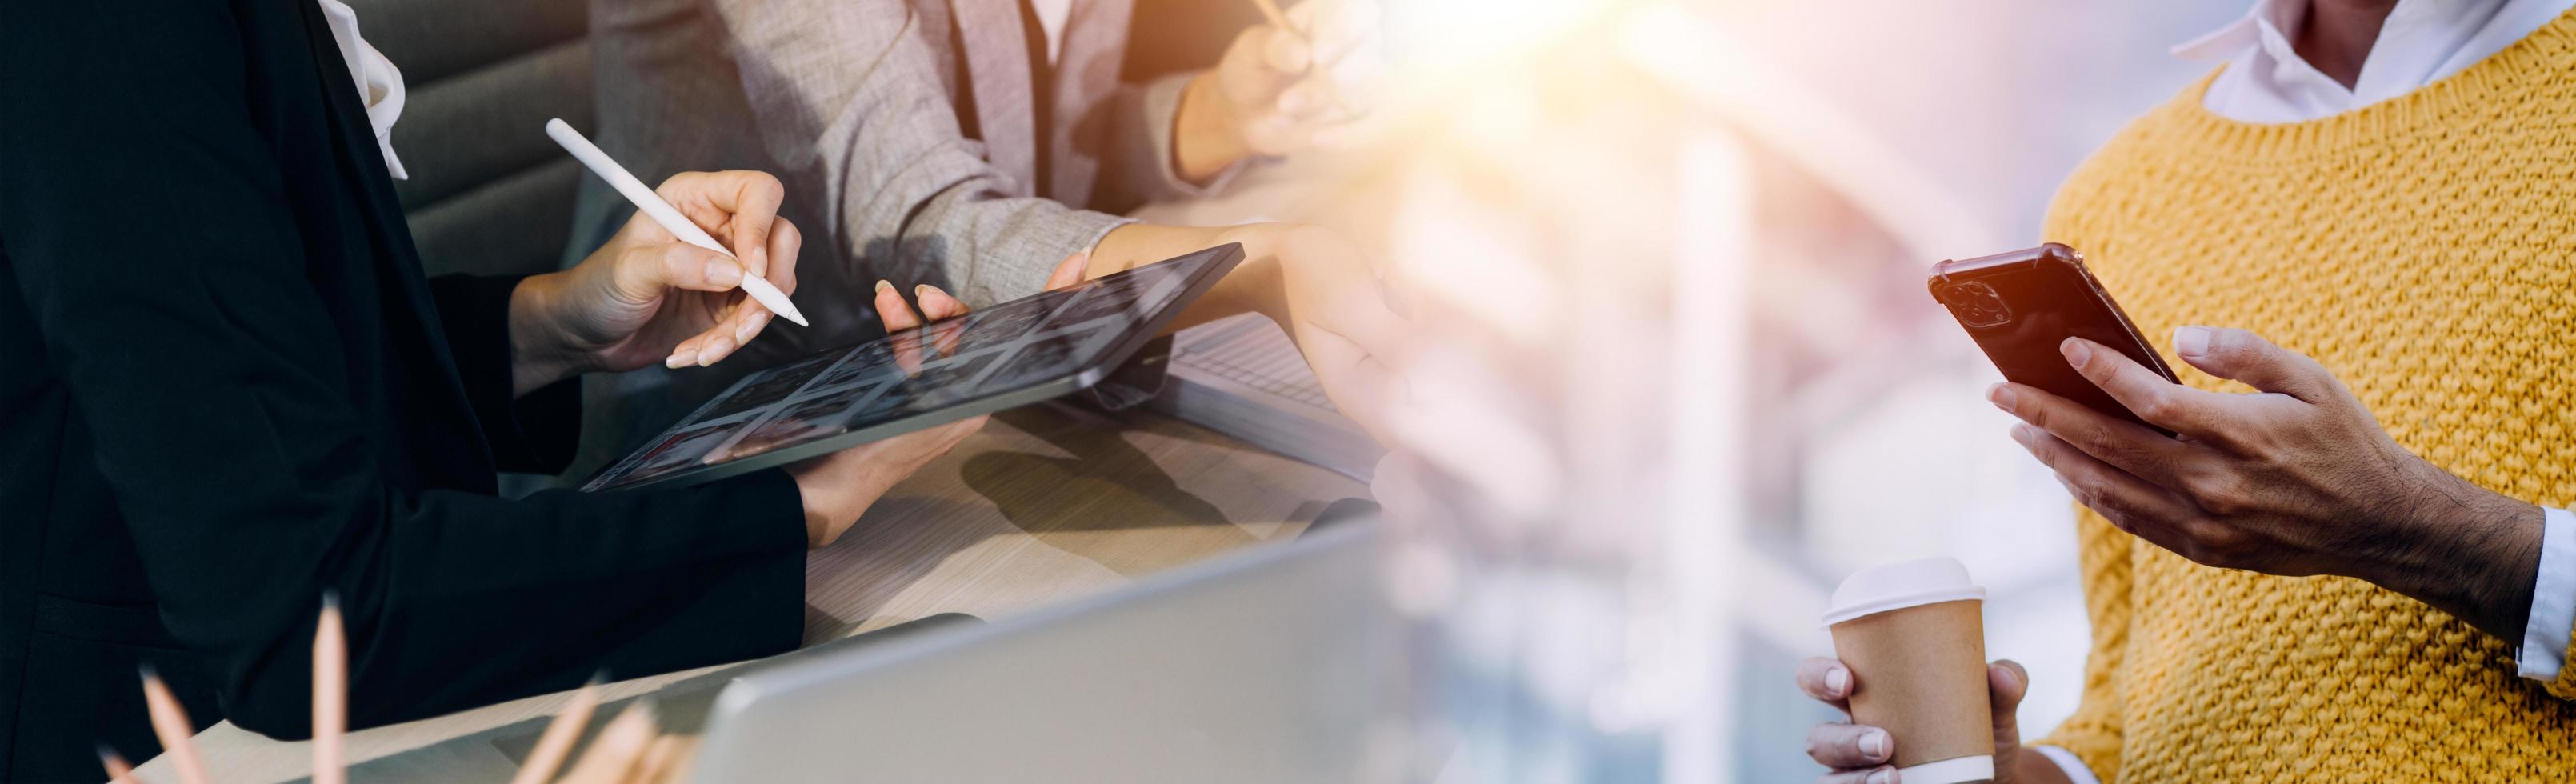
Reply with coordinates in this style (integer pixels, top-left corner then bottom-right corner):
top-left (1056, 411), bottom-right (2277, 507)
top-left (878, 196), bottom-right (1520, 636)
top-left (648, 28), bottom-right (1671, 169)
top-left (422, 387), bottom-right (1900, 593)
top-left (94, 742), bottom-right (119, 761)
top-left (136, 662), bottom-right (158, 682)
top-left (321, 590), bottom-right (340, 613)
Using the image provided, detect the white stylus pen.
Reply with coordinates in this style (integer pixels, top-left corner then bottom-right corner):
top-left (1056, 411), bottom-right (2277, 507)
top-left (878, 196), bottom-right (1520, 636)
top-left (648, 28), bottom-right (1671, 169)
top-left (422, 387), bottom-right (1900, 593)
top-left (544, 118), bottom-right (810, 327)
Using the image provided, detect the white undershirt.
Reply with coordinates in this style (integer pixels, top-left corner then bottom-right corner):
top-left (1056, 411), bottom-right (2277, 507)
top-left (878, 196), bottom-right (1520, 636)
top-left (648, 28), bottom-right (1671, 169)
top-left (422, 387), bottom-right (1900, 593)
top-left (316, 0), bottom-right (408, 180)
top-left (2038, 3), bottom-right (2576, 780)
top-left (1029, 0), bottom-right (1072, 63)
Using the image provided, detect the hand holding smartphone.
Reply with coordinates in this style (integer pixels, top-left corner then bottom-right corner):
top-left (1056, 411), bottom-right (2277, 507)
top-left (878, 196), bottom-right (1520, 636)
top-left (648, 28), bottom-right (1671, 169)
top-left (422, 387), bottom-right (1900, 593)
top-left (1929, 243), bottom-right (2179, 435)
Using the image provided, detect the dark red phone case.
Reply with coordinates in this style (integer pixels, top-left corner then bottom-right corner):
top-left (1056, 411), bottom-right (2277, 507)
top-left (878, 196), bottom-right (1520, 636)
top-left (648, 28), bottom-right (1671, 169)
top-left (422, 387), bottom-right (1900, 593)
top-left (1929, 243), bottom-right (2180, 436)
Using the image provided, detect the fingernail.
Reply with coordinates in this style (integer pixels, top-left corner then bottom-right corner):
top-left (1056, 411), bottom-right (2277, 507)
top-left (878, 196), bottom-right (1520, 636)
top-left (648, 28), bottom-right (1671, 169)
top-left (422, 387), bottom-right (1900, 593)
top-left (875, 279), bottom-right (895, 295)
top-left (914, 284), bottom-right (935, 299)
top-left (698, 338), bottom-right (734, 366)
top-left (1986, 382), bottom-right (2016, 411)
top-left (706, 258), bottom-right (742, 287)
top-left (2174, 326), bottom-right (2213, 359)
top-left (1278, 86), bottom-right (1312, 114)
top-left (2061, 338), bottom-right (2093, 366)
top-left (1824, 666), bottom-right (1850, 698)
top-left (1867, 769), bottom-right (1894, 784)
top-left (1861, 729), bottom-right (1890, 759)
top-left (736, 312), bottom-right (766, 342)
top-left (2010, 423), bottom-right (2036, 446)
top-left (666, 351), bottom-right (696, 369)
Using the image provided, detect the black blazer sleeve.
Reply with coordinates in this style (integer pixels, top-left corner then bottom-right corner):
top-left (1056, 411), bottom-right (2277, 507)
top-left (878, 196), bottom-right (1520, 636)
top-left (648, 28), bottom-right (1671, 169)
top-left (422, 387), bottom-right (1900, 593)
top-left (0, 2), bottom-right (806, 737)
top-left (428, 274), bottom-right (584, 474)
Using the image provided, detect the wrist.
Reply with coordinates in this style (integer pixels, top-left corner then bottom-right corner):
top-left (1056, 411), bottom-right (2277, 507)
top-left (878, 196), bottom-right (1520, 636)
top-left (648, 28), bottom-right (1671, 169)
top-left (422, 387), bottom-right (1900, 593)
top-left (506, 274), bottom-right (593, 396)
top-left (2372, 462), bottom-right (2543, 639)
top-left (2015, 748), bottom-right (2076, 784)
top-left (787, 461), bottom-right (900, 549)
top-left (1213, 223), bottom-right (1294, 323)
top-left (1174, 72), bottom-right (1250, 185)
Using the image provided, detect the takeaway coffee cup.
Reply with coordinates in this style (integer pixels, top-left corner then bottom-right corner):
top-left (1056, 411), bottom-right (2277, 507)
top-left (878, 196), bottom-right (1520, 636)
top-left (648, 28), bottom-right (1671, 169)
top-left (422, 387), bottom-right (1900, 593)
top-left (1822, 557), bottom-right (1994, 783)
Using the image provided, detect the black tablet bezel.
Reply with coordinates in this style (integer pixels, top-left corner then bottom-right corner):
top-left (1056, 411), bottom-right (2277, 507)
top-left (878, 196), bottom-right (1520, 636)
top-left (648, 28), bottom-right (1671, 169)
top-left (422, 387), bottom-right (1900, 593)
top-left (582, 243), bottom-right (1246, 491)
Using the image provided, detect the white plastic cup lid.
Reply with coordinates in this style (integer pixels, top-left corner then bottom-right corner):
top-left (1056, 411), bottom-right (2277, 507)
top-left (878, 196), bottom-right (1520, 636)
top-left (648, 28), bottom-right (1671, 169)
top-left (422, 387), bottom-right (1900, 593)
top-left (1822, 557), bottom-right (1986, 626)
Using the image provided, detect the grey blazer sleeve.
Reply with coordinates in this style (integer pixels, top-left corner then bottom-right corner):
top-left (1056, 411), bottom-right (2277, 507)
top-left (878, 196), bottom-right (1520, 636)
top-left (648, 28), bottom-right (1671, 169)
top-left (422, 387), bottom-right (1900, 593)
top-left (1089, 71), bottom-right (1246, 214)
top-left (713, 0), bottom-right (1129, 306)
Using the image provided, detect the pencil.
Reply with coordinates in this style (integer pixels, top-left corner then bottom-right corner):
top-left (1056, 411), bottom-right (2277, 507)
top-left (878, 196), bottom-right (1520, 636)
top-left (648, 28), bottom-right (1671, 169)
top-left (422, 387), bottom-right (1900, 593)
top-left (96, 744), bottom-right (137, 784)
top-left (1249, 0), bottom-right (1294, 33)
top-left (507, 675), bottom-right (606, 784)
top-left (634, 734), bottom-right (694, 784)
top-left (313, 594), bottom-right (346, 784)
top-left (139, 665), bottom-right (213, 784)
top-left (557, 700), bottom-right (657, 784)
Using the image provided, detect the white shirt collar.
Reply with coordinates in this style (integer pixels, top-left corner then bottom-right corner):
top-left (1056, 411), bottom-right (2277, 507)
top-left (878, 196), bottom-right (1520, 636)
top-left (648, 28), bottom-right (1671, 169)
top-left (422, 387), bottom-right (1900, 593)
top-left (2171, 0), bottom-right (2569, 123)
top-left (317, 0), bottom-right (409, 180)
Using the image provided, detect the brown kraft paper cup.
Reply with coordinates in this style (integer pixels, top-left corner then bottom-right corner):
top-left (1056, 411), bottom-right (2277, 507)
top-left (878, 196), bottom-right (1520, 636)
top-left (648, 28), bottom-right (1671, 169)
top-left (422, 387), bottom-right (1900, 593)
top-left (1824, 558), bottom-right (1993, 783)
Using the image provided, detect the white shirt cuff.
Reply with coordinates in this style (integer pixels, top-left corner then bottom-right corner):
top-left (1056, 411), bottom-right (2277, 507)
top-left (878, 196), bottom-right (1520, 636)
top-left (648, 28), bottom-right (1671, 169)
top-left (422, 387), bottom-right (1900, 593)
top-left (2034, 745), bottom-right (2102, 784)
top-left (2518, 506), bottom-right (2576, 680)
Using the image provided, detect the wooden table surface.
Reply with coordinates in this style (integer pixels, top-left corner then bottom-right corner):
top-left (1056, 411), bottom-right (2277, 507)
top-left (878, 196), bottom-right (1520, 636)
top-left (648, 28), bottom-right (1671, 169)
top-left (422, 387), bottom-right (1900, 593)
top-left (136, 404), bottom-right (1365, 783)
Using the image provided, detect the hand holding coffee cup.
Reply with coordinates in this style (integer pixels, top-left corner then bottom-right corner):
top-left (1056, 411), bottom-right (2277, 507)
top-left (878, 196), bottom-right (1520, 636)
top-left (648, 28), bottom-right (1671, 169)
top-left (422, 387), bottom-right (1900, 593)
top-left (1798, 558), bottom-right (2038, 784)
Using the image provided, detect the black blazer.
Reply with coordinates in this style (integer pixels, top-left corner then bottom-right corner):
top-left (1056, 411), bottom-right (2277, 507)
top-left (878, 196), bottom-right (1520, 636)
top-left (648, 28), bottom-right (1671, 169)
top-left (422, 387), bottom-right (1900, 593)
top-left (0, 2), bottom-right (806, 779)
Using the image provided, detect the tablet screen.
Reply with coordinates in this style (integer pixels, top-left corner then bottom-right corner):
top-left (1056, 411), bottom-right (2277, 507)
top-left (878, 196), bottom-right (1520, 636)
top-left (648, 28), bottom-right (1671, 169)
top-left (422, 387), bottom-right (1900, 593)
top-left (582, 245), bottom-right (1236, 491)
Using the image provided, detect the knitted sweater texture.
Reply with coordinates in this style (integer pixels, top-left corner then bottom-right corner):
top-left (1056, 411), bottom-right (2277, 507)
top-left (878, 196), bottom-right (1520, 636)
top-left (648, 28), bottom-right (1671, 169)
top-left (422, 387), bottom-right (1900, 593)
top-left (2034, 12), bottom-right (2576, 782)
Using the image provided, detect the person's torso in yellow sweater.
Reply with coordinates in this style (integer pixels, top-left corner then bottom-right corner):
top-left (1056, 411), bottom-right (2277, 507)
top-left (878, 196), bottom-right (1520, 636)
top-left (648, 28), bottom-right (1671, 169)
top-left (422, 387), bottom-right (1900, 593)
top-left (2034, 10), bottom-right (2576, 782)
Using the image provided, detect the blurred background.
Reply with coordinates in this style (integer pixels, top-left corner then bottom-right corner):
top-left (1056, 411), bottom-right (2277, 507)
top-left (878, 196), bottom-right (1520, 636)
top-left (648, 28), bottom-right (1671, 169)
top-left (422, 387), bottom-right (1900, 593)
top-left (1252, 1), bottom-right (2252, 780)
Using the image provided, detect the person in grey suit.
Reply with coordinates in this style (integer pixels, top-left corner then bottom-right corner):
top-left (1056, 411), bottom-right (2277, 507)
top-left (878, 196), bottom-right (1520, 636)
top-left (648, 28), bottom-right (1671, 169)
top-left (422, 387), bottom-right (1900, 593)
top-left (576, 0), bottom-right (1395, 468)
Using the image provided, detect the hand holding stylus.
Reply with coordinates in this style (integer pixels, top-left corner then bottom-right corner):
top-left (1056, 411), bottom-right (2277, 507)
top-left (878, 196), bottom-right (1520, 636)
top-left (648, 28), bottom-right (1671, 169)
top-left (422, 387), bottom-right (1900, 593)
top-left (506, 166), bottom-right (808, 390)
top-left (494, 120), bottom-right (810, 393)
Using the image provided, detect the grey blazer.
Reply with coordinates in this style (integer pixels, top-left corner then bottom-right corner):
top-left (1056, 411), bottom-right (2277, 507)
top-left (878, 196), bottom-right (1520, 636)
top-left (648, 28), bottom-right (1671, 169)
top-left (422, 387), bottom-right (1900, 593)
top-left (571, 0), bottom-right (1218, 467)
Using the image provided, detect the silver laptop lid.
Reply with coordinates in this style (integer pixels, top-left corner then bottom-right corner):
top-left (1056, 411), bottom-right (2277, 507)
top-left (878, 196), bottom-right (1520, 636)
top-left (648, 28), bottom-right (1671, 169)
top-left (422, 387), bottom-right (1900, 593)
top-left (686, 522), bottom-right (1399, 783)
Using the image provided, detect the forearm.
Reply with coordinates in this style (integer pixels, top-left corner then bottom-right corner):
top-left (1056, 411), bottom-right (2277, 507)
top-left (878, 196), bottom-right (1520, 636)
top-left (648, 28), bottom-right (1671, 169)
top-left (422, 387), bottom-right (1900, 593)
top-left (1172, 73), bottom-right (1250, 186)
top-left (2365, 464), bottom-right (2544, 645)
top-left (235, 477), bottom-right (806, 735)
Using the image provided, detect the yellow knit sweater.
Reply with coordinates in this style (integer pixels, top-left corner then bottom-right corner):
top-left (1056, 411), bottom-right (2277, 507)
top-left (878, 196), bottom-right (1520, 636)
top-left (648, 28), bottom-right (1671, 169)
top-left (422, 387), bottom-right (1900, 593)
top-left (2033, 12), bottom-right (2576, 782)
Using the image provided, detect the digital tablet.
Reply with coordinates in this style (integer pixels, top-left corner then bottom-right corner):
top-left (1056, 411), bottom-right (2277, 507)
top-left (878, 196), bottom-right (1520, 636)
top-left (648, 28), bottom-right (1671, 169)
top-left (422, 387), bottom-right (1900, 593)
top-left (582, 243), bottom-right (1246, 491)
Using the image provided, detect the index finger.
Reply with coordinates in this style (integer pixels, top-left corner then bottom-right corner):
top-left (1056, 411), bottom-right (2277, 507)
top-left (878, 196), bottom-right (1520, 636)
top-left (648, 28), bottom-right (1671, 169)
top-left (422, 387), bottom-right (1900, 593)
top-left (659, 170), bottom-right (786, 278)
top-left (2061, 338), bottom-right (2234, 437)
top-left (1795, 656), bottom-right (1854, 714)
top-left (1990, 381), bottom-right (2198, 490)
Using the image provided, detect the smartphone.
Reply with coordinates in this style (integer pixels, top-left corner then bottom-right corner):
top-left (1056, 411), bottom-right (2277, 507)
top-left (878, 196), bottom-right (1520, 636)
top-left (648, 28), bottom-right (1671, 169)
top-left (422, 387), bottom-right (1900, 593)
top-left (1928, 243), bottom-right (2179, 436)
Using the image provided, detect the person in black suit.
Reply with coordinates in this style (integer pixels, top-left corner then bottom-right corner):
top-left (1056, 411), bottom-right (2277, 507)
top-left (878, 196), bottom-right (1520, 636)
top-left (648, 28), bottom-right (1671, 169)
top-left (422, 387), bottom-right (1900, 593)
top-left (0, 2), bottom-right (986, 779)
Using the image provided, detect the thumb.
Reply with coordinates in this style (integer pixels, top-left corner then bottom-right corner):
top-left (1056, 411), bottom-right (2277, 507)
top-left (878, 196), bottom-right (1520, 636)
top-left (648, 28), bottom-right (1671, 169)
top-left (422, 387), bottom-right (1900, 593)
top-left (1046, 252), bottom-right (1090, 291)
top-left (1989, 660), bottom-right (2028, 738)
top-left (2170, 326), bottom-right (2335, 402)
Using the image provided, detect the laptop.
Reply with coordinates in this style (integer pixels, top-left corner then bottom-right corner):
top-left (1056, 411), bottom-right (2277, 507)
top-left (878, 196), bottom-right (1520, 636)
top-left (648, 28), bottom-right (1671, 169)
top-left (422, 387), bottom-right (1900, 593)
top-left (683, 522), bottom-right (1399, 783)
